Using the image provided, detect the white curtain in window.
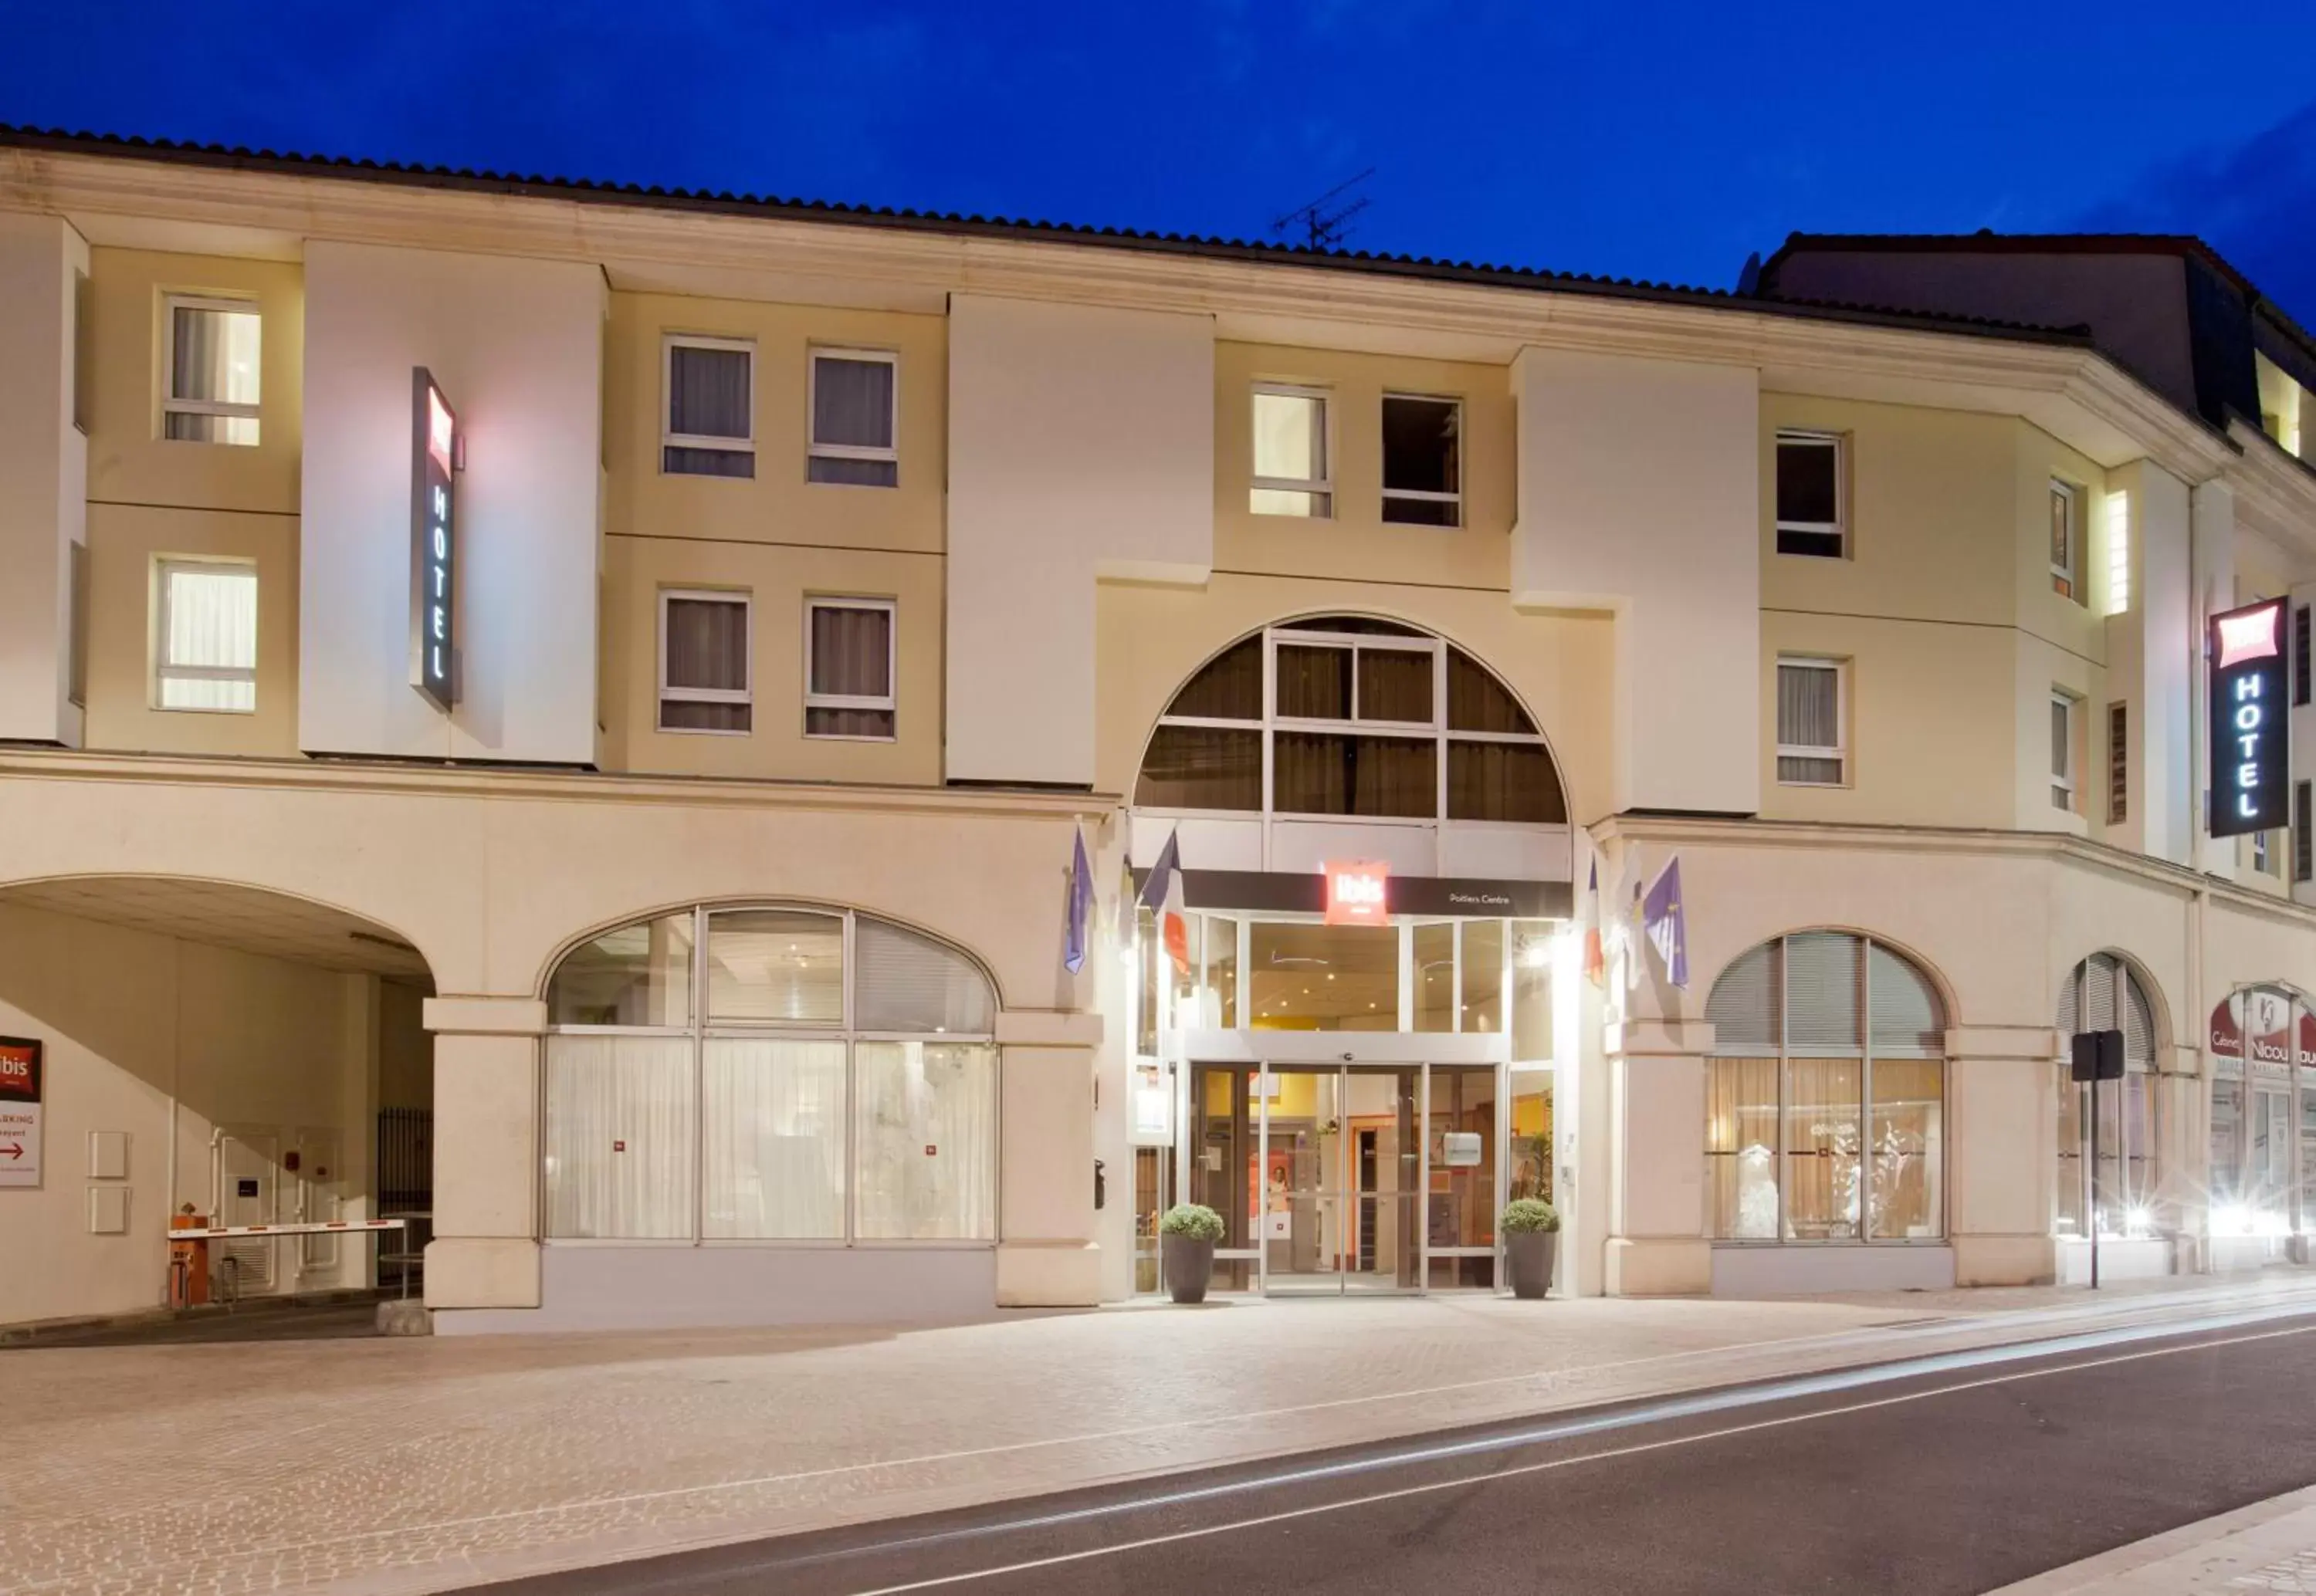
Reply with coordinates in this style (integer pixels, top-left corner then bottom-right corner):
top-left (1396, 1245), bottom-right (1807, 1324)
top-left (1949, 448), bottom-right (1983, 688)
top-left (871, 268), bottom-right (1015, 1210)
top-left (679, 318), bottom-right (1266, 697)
top-left (1252, 391), bottom-right (1324, 483)
top-left (160, 564), bottom-right (258, 711)
top-left (702, 1038), bottom-right (846, 1239)
top-left (171, 306), bottom-right (260, 405)
top-left (813, 357), bottom-right (895, 449)
top-left (668, 345), bottom-right (750, 440)
top-left (809, 605), bottom-right (891, 698)
top-left (665, 598), bottom-right (748, 692)
top-left (543, 1034), bottom-right (696, 1239)
top-left (855, 1042), bottom-right (997, 1239)
top-left (1776, 663), bottom-right (1841, 783)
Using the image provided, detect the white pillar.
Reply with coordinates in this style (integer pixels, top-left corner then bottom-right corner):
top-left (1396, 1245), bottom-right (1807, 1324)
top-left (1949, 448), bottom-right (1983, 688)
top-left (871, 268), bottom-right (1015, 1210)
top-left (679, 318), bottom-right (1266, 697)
top-left (422, 996), bottom-right (543, 1310)
top-left (994, 1009), bottom-right (1104, 1307)
top-left (0, 212), bottom-right (87, 747)
top-left (1946, 1024), bottom-right (2063, 1286)
top-left (1602, 1016), bottom-right (1713, 1295)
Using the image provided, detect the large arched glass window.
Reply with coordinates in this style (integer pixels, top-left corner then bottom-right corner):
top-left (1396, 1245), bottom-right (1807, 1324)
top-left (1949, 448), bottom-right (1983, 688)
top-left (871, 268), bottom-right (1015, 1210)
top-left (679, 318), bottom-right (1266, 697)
top-left (1134, 617), bottom-right (1567, 823)
top-left (1704, 932), bottom-right (1946, 1243)
top-left (2054, 953), bottom-right (2159, 1239)
top-left (543, 905), bottom-right (997, 1245)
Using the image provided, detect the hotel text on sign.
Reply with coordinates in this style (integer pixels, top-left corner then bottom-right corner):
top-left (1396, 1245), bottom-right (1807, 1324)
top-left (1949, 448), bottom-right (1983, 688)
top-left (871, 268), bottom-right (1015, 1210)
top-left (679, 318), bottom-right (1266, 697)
top-left (409, 368), bottom-right (459, 709)
top-left (1324, 861), bottom-right (1390, 927)
top-left (2209, 598), bottom-right (2288, 838)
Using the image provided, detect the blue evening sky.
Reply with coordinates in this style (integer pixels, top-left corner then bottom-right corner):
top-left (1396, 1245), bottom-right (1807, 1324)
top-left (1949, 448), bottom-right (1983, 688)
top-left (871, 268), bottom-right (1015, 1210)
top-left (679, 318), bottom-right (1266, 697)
top-left (4, 1), bottom-right (2313, 322)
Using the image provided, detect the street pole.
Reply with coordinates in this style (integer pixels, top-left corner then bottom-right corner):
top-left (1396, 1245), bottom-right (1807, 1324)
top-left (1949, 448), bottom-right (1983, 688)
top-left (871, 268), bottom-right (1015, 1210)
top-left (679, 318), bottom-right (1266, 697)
top-left (2090, 1071), bottom-right (2101, 1291)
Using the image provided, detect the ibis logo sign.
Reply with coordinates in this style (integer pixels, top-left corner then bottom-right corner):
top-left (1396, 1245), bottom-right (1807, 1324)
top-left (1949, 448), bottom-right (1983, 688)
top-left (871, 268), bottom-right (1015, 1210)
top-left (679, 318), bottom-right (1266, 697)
top-left (409, 368), bottom-right (460, 710)
top-left (2209, 599), bottom-right (2289, 838)
top-left (1324, 861), bottom-right (1390, 927)
top-left (0, 1036), bottom-right (41, 1189)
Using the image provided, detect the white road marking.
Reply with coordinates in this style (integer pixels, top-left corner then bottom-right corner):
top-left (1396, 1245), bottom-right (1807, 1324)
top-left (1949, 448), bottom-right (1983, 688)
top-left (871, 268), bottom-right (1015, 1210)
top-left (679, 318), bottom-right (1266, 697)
top-left (839, 1320), bottom-right (2316, 1594)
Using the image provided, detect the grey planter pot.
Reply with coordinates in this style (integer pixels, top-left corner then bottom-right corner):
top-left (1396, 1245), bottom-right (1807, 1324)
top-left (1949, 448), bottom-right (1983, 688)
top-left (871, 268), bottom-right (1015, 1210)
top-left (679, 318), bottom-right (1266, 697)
top-left (1505, 1230), bottom-right (1559, 1300)
top-left (1163, 1233), bottom-right (1217, 1304)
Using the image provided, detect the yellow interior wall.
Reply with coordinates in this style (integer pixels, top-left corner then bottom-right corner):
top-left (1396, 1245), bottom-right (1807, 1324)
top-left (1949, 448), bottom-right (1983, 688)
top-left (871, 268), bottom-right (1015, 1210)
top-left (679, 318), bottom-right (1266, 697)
top-left (599, 533), bottom-right (943, 783)
top-left (83, 248), bottom-right (303, 518)
top-left (81, 502), bottom-right (299, 757)
top-left (1213, 343), bottom-right (1514, 591)
top-left (604, 291), bottom-right (946, 556)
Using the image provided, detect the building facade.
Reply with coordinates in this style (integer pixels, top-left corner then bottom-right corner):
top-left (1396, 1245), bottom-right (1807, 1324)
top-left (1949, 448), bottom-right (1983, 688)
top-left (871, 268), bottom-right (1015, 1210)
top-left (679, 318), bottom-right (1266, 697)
top-left (2, 128), bottom-right (2315, 1331)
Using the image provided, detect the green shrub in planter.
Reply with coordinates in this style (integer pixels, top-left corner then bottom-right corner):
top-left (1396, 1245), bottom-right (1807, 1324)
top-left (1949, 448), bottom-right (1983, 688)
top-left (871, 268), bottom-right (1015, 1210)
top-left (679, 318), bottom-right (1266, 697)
top-left (1160, 1202), bottom-right (1224, 1240)
top-left (1160, 1203), bottom-right (1224, 1304)
top-left (1502, 1197), bottom-right (1561, 1234)
top-left (1501, 1198), bottom-right (1560, 1300)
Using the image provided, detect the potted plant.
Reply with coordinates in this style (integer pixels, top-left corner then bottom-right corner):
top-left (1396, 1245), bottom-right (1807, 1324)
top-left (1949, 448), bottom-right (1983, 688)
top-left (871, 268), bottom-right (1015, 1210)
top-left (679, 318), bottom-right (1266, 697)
top-left (1502, 1197), bottom-right (1561, 1300)
top-left (1160, 1202), bottom-right (1224, 1304)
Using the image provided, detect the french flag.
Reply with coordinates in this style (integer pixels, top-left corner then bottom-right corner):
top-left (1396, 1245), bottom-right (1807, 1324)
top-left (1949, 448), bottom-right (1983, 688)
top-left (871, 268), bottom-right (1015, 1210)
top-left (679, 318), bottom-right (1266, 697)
top-left (1137, 829), bottom-right (1192, 978)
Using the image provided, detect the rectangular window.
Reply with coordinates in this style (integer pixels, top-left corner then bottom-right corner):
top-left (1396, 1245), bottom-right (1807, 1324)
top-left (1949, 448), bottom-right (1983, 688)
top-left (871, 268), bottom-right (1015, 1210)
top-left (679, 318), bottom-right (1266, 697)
top-left (2050, 481), bottom-right (2084, 603)
top-left (161, 296), bottom-right (261, 445)
top-left (808, 349), bottom-right (899, 487)
top-left (1380, 394), bottom-right (1461, 526)
top-left (542, 1034), bottom-right (696, 1239)
top-left (805, 597), bottom-right (896, 739)
top-left (2297, 781), bottom-right (2313, 884)
top-left (71, 270), bottom-right (93, 435)
top-left (2255, 829), bottom-right (2275, 876)
top-left (154, 559), bottom-right (257, 712)
top-left (2107, 702), bottom-right (2128, 826)
top-left (1251, 385), bottom-right (1331, 517)
top-left (2050, 692), bottom-right (2076, 811)
top-left (853, 1041), bottom-right (998, 1239)
top-left (701, 1037), bottom-right (847, 1239)
top-left (1774, 431), bottom-right (1844, 557)
top-left (2297, 605), bottom-right (2311, 707)
top-left (658, 589), bottom-right (751, 733)
top-left (1775, 658), bottom-right (1846, 785)
top-left (662, 335), bottom-right (754, 478)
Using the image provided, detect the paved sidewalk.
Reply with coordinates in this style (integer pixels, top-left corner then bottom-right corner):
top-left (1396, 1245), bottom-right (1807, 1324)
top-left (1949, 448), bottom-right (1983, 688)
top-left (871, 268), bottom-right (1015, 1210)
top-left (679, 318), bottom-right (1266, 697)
top-left (1992, 1485), bottom-right (2316, 1594)
top-left (5, 1273), bottom-right (2313, 1596)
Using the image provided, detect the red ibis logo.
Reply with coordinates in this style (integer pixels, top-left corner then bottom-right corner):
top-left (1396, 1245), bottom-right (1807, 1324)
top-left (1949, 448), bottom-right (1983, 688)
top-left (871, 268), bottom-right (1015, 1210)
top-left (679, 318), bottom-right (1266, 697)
top-left (1324, 861), bottom-right (1390, 927)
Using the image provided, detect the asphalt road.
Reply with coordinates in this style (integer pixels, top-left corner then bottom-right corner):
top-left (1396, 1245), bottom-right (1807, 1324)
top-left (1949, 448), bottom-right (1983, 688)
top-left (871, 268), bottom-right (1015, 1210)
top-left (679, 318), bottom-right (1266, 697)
top-left (475, 1306), bottom-right (2316, 1596)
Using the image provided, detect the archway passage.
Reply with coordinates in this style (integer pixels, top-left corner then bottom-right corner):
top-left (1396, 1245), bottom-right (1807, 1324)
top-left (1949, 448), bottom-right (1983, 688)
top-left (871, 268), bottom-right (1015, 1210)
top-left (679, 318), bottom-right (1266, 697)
top-left (0, 877), bottom-right (437, 1334)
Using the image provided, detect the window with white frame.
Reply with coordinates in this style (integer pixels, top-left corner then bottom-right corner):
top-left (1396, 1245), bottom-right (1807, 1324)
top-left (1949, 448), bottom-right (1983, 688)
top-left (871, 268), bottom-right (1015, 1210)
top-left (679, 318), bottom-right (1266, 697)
top-left (1133, 617), bottom-right (1566, 823)
top-left (808, 350), bottom-right (899, 487)
top-left (805, 597), bottom-right (896, 739)
top-left (154, 558), bottom-right (257, 712)
top-left (543, 905), bottom-right (998, 1243)
top-left (2050, 691), bottom-right (2076, 811)
top-left (662, 335), bottom-right (755, 478)
top-left (2054, 953), bottom-right (2158, 1238)
top-left (659, 590), bottom-right (752, 733)
top-left (2050, 480), bottom-right (2084, 603)
top-left (162, 296), bottom-right (261, 446)
top-left (1381, 394), bottom-right (1461, 526)
top-left (1774, 431), bottom-right (1844, 556)
top-left (1775, 658), bottom-right (1846, 785)
top-left (1251, 385), bottom-right (1331, 517)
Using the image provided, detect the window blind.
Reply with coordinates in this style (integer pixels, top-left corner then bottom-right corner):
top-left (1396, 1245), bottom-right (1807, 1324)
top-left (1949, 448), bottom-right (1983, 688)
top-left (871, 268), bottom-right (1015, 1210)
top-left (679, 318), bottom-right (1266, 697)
top-left (1706, 940), bottom-right (1782, 1051)
top-left (854, 918), bottom-right (996, 1035)
top-left (1867, 942), bottom-right (1945, 1056)
top-left (1784, 932), bottom-right (1861, 1051)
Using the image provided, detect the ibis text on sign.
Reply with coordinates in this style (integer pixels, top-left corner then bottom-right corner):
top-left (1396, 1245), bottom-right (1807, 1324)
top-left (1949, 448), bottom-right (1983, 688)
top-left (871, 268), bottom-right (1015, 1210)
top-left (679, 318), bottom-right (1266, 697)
top-left (409, 368), bottom-right (459, 709)
top-left (2209, 598), bottom-right (2288, 837)
top-left (1323, 861), bottom-right (1390, 927)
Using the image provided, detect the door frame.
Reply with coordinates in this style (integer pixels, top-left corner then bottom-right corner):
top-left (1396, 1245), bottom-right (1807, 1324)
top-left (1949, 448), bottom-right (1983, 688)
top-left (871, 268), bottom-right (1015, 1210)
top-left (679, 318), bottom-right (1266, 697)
top-left (1259, 1060), bottom-right (1424, 1296)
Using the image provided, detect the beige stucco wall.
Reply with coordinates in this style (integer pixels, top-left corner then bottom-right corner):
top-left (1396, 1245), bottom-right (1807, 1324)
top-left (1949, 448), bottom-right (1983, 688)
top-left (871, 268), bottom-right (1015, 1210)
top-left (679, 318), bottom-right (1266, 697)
top-left (83, 247), bottom-right (303, 518)
top-left (1093, 574), bottom-right (1615, 825)
top-left (1213, 343), bottom-right (1513, 592)
top-left (80, 502), bottom-right (299, 756)
top-left (0, 899), bottom-right (375, 1324)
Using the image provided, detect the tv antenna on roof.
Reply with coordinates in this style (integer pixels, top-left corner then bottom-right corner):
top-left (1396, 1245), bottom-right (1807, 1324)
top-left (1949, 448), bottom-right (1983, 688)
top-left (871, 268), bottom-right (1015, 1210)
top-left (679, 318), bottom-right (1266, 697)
top-left (1272, 167), bottom-right (1375, 251)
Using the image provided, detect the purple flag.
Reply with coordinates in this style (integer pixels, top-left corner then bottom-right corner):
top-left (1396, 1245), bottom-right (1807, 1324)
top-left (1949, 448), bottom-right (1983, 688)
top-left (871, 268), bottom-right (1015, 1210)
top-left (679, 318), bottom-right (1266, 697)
top-left (1063, 824), bottom-right (1094, 974)
top-left (1641, 856), bottom-right (1688, 989)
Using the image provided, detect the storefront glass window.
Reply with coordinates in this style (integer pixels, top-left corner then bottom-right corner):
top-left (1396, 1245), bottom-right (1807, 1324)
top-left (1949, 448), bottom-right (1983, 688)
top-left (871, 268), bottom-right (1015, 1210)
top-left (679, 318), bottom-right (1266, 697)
top-left (543, 905), bottom-right (997, 1246)
top-left (1249, 922), bottom-right (1397, 1030)
top-left (1703, 933), bottom-right (1945, 1244)
top-left (854, 1041), bottom-right (999, 1239)
top-left (1510, 921), bottom-right (1555, 1060)
top-left (1200, 915), bottom-right (1239, 1028)
top-left (548, 913), bottom-right (694, 1027)
top-left (1413, 923), bottom-right (1454, 1032)
top-left (2054, 954), bottom-right (2160, 1236)
top-left (1461, 921), bottom-right (1505, 1033)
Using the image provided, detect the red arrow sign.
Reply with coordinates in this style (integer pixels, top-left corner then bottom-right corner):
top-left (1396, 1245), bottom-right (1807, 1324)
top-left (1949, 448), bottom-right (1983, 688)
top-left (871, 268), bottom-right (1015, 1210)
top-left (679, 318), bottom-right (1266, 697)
top-left (0, 1143), bottom-right (20, 1160)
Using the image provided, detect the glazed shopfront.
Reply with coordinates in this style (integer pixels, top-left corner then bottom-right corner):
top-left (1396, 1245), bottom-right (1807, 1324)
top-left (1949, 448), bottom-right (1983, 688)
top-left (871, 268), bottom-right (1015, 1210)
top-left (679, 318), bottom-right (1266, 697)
top-left (1122, 617), bottom-right (1577, 1297)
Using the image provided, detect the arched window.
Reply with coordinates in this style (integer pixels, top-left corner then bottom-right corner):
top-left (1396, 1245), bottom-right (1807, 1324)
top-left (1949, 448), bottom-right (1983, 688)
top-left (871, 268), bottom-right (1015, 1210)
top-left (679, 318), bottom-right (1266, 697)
top-left (1703, 932), bottom-right (1946, 1244)
top-left (1134, 617), bottom-right (1567, 824)
top-left (542, 905), bottom-right (997, 1246)
top-left (2054, 954), bottom-right (2159, 1238)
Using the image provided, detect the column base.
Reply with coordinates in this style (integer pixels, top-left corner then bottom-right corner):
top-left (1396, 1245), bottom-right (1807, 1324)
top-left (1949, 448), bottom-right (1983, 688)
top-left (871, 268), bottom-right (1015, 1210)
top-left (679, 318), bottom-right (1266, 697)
top-left (1603, 1237), bottom-right (1711, 1296)
top-left (424, 1238), bottom-right (541, 1309)
top-left (1953, 1234), bottom-right (2057, 1287)
top-left (996, 1241), bottom-right (1102, 1307)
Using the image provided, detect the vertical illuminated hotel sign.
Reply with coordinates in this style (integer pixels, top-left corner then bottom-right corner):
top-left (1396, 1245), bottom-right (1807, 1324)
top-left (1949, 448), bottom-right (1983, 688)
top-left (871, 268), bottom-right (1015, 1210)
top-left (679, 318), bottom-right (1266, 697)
top-left (409, 368), bottom-right (459, 709)
top-left (2209, 597), bottom-right (2289, 837)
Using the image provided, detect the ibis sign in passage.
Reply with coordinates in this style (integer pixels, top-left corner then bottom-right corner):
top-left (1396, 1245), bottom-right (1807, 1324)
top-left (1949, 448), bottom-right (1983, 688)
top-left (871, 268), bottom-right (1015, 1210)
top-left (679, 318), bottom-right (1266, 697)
top-left (2209, 598), bottom-right (2289, 838)
top-left (409, 368), bottom-right (459, 709)
top-left (0, 1036), bottom-right (41, 1189)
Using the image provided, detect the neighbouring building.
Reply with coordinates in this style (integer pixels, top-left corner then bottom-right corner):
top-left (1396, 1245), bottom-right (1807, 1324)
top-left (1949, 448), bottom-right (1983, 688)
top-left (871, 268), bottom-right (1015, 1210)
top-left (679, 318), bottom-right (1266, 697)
top-left (2, 127), bottom-right (2314, 1333)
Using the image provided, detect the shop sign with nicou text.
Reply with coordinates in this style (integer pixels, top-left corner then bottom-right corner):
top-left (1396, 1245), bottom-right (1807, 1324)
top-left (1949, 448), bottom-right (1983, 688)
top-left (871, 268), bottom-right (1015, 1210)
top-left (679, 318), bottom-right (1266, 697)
top-left (2209, 598), bottom-right (2289, 837)
top-left (410, 368), bottom-right (459, 709)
